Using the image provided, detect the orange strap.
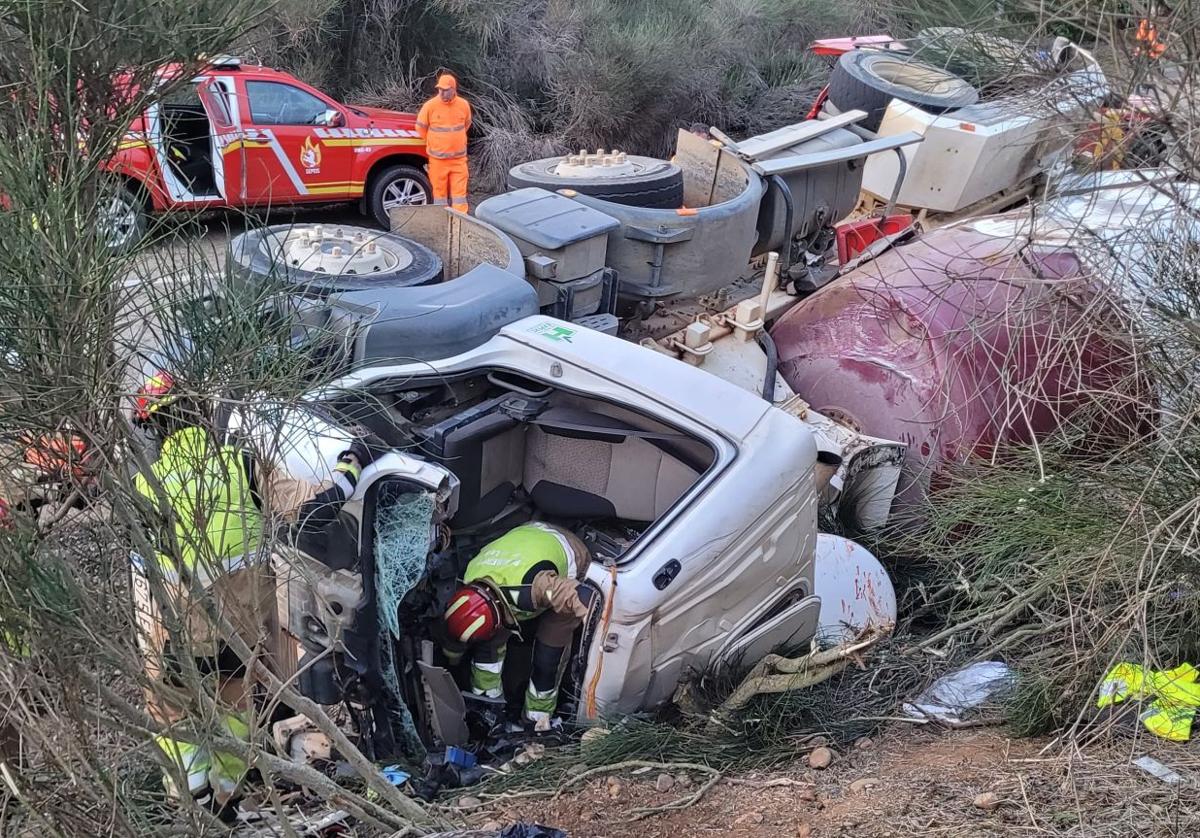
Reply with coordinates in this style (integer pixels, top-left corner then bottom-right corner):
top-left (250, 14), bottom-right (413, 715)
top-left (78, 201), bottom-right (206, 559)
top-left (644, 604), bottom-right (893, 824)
top-left (584, 563), bottom-right (618, 719)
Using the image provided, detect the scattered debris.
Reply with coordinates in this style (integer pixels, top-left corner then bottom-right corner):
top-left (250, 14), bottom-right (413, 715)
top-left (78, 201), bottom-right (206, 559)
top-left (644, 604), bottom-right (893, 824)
top-left (458, 795), bottom-right (483, 809)
top-left (675, 772), bottom-right (692, 788)
top-left (581, 728), bottom-right (610, 746)
top-left (973, 791), bottom-right (1002, 811)
top-left (808, 747), bottom-right (834, 770)
top-left (902, 662), bottom-right (1014, 725)
top-left (854, 736), bottom-right (873, 750)
top-left (734, 811), bottom-right (765, 826)
top-left (849, 777), bottom-right (879, 794)
top-left (1097, 662), bottom-right (1200, 741)
top-left (1133, 756), bottom-right (1185, 785)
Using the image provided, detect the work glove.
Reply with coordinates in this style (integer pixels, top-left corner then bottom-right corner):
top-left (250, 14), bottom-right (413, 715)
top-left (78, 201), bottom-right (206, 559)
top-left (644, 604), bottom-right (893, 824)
top-left (576, 584), bottom-right (597, 609)
top-left (340, 439), bottom-right (375, 466)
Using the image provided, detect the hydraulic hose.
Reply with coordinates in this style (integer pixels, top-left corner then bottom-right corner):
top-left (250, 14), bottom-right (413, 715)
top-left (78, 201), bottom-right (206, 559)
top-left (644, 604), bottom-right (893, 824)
top-left (757, 330), bottom-right (778, 405)
top-left (769, 175), bottom-right (796, 277)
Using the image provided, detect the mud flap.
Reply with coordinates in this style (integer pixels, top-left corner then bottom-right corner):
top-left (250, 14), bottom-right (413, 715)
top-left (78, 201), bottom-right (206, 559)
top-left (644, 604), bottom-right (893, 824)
top-left (417, 662), bottom-right (469, 747)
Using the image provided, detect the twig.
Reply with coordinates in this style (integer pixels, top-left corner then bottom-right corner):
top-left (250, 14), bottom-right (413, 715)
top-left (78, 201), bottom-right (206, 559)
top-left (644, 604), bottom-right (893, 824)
top-left (723, 777), bottom-right (814, 788)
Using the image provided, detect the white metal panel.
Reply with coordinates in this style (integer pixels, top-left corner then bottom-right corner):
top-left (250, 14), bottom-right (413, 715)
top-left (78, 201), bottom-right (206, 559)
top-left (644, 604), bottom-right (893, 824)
top-left (813, 533), bottom-right (896, 643)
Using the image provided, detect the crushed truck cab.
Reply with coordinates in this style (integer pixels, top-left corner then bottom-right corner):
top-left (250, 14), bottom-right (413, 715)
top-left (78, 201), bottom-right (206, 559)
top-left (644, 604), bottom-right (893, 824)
top-left (243, 314), bottom-right (895, 755)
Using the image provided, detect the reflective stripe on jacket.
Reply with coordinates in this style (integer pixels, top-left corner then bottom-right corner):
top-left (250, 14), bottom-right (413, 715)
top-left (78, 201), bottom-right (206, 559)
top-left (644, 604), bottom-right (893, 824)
top-left (134, 427), bottom-right (262, 570)
top-left (415, 94), bottom-right (472, 160)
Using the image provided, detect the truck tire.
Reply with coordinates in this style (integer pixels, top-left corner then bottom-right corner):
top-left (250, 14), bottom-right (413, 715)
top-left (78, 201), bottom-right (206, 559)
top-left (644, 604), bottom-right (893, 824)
top-left (826, 50), bottom-right (979, 132)
top-left (97, 182), bottom-right (148, 253)
top-left (507, 154), bottom-right (684, 209)
top-left (366, 164), bottom-right (432, 229)
top-left (229, 224), bottom-right (443, 294)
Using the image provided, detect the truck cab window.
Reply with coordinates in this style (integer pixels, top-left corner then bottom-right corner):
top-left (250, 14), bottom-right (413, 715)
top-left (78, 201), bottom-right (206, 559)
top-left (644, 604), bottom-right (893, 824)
top-left (245, 81), bottom-right (327, 126)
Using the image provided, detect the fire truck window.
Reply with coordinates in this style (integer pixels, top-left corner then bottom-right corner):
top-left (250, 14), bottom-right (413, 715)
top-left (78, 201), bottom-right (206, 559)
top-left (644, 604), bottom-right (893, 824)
top-left (245, 81), bottom-right (327, 126)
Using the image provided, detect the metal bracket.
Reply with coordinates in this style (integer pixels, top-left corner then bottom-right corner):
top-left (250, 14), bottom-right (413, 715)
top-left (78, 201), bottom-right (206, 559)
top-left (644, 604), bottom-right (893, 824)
top-left (623, 225), bottom-right (695, 245)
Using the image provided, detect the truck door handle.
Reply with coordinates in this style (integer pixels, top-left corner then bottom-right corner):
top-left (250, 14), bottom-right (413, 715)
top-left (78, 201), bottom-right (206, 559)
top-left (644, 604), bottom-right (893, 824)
top-left (653, 559), bottom-right (682, 590)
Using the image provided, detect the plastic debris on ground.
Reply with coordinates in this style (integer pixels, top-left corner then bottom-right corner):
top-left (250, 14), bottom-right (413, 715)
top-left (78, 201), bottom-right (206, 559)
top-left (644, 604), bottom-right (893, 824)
top-left (1133, 755), bottom-right (1186, 785)
top-left (902, 661), bottom-right (1014, 725)
top-left (380, 765), bottom-right (411, 787)
top-left (373, 485), bottom-right (437, 759)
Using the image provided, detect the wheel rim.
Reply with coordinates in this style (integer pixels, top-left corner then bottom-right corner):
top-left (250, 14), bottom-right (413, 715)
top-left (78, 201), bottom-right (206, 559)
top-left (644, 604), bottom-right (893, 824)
top-left (97, 192), bottom-right (139, 249)
top-left (268, 225), bottom-right (415, 276)
top-left (382, 177), bottom-right (428, 211)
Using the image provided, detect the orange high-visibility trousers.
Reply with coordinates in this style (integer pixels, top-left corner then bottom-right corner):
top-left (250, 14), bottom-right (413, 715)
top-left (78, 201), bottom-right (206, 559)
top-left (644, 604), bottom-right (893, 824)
top-left (429, 157), bottom-right (470, 213)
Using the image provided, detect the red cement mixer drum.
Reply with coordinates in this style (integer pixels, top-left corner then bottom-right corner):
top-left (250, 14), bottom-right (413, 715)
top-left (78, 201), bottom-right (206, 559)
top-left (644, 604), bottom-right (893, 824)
top-left (771, 225), bottom-right (1150, 515)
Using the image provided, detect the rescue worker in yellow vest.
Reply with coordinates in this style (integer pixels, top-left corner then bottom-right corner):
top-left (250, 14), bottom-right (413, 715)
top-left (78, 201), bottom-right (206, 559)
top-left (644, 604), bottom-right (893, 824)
top-left (442, 523), bottom-right (595, 729)
top-left (132, 400), bottom-right (370, 813)
top-left (416, 73), bottom-right (472, 213)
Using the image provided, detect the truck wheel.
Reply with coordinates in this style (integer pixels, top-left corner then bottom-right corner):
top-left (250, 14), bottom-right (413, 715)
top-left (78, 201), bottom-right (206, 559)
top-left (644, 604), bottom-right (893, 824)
top-left (826, 50), bottom-right (979, 131)
top-left (229, 223), bottom-right (443, 294)
top-left (507, 153), bottom-right (684, 209)
top-left (97, 182), bottom-right (148, 253)
top-left (367, 165), bottom-right (432, 229)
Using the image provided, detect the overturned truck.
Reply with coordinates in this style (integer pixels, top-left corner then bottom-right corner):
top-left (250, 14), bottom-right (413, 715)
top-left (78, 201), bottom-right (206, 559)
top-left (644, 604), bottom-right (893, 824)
top-left (216, 52), bottom-right (1143, 764)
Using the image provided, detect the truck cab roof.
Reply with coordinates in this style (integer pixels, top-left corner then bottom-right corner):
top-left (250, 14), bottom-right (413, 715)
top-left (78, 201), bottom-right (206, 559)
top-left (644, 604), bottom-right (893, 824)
top-left (319, 315), bottom-right (774, 443)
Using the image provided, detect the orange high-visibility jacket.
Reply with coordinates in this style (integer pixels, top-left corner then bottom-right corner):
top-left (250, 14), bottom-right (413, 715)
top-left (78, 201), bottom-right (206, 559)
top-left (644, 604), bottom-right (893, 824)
top-left (1136, 18), bottom-right (1167, 59)
top-left (416, 94), bottom-right (473, 160)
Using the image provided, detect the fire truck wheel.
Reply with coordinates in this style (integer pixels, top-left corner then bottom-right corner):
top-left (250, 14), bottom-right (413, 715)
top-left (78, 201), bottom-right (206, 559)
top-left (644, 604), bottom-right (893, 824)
top-left (97, 182), bottom-right (148, 253)
top-left (507, 154), bottom-right (684, 209)
top-left (826, 50), bottom-right (978, 132)
top-left (367, 165), bottom-right (432, 229)
top-left (228, 224), bottom-right (443, 294)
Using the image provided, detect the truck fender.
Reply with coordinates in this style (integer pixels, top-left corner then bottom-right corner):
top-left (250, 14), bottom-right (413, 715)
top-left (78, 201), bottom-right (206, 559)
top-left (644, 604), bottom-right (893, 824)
top-left (813, 533), bottom-right (896, 644)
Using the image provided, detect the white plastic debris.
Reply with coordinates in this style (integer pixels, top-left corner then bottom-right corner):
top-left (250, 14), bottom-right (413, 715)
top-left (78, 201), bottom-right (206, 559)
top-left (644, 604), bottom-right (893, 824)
top-left (902, 662), bottom-right (1015, 725)
top-left (1133, 756), bottom-right (1185, 785)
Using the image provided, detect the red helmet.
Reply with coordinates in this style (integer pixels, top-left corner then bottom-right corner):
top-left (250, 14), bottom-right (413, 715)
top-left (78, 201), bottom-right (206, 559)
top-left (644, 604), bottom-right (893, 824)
top-left (444, 582), bottom-right (502, 644)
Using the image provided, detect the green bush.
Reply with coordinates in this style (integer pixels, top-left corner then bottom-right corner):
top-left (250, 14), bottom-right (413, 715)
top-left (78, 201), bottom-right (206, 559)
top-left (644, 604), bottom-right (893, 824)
top-left (255, 0), bottom-right (906, 189)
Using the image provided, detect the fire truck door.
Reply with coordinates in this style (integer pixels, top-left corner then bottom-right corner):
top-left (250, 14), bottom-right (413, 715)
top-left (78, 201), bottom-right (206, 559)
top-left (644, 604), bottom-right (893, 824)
top-left (196, 77), bottom-right (242, 202)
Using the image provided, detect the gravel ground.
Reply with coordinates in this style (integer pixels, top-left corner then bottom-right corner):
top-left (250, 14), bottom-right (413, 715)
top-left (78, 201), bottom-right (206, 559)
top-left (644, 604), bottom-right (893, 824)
top-left (458, 726), bottom-right (1200, 838)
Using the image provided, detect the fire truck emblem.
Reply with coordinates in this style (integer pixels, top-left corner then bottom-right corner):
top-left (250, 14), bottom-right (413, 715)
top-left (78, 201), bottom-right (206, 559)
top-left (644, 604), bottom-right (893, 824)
top-left (300, 136), bottom-right (322, 173)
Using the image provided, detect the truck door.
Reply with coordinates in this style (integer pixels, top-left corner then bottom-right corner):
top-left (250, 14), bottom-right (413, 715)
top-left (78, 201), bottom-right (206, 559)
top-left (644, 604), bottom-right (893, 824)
top-left (237, 79), bottom-right (357, 204)
top-left (195, 76), bottom-right (241, 202)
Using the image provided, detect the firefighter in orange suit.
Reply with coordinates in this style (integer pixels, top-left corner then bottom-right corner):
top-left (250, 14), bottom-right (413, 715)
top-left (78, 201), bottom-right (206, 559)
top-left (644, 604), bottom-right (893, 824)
top-left (1135, 3), bottom-right (1170, 60)
top-left (416, 73), bottom-right (472, 213)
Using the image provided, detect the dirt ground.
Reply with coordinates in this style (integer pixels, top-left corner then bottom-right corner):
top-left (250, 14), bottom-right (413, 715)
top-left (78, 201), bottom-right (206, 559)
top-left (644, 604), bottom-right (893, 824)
top-left (462, 726), bottom-right (1200, 838)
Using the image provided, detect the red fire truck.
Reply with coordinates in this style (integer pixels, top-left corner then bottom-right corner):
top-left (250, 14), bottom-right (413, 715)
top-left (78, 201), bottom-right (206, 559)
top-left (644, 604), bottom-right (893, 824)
top-left (101, 57), bottom-right (431, 249)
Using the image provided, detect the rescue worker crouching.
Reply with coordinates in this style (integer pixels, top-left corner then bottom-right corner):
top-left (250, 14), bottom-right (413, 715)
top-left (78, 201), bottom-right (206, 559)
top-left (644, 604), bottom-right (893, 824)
top-left (416, 73), bottom-right (472, 214)
top-left (442, 523), bottom-right (595, 730)
top-left (130, 393), bottom-right (371, 813)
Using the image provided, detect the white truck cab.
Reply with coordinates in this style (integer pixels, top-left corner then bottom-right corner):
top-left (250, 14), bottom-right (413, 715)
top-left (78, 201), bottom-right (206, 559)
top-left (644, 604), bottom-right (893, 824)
top-left (251, 315), bottom-right (895, 756)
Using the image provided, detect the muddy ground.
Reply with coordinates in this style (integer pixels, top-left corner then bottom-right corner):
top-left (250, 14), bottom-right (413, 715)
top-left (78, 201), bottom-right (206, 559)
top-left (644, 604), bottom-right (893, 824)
top-left (458, 726), bottom-right (1200, 838)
